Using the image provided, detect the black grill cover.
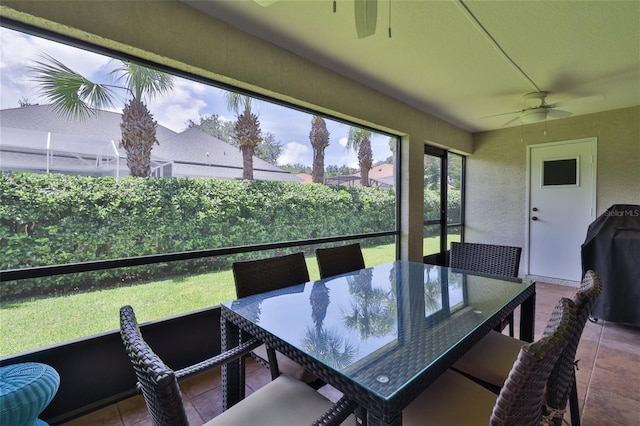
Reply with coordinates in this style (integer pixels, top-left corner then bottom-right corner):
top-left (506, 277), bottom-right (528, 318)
top-left (581, 204), bottom-right (640, 327)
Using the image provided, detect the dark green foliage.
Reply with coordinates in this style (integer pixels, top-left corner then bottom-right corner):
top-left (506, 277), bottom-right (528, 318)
top-left (0, 172), bottom-right (396, 299)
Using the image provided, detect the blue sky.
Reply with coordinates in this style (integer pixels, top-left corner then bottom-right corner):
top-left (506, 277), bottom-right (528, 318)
top-left (0, 27), bottom-right (394, 169)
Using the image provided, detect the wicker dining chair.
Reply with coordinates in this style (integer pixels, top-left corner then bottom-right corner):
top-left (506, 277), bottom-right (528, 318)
top-left (450, 241), bottom-right (522, 336)
top-left (451, 270), bottom-right (602, 426)
top-left (402, 297), bottom-right (576, 426)
top-left (316, 243), bottom-right (366, 279)
top-left (544, 270), bottom-right (602, 426)
top-left (232, 252), bottom-right (319, 385)
top-left (120, 305), bottom-right (356, 426)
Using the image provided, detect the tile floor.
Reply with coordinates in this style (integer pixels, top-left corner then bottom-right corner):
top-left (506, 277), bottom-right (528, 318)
top-left (61, 282), bottom-right (640, 426)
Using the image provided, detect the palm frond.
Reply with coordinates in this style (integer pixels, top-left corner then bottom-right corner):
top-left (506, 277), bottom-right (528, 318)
top-left (111, 61), bottom-right (174, 101)
top-left (346, 127), bottom-right (372, 152)
top-left (224, 92), bottom-right (254, 116)
top-left (30, 54), bottom-right (115, 120)
top-left (225, 92), bottom-right (242, 115)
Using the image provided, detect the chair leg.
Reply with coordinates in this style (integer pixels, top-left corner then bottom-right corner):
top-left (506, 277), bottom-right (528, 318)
top-left (569, 375), bottom-right (581, 426)
top-left (508, 312), bottom-right (515, 337)
top-left (266, 347), bottom-right (280, 380)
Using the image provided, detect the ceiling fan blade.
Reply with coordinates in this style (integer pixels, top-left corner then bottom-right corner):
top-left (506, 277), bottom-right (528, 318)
top-left (503, 116), bottom-right (522, 126)
top-left (355, 0), bottom-right (378, 38)
top-left (481, 110), bottom-right (522, 119)
top-left (551, 94), bottom-right (604, 109)
top-left (547, 109), bottom-right (573, 118)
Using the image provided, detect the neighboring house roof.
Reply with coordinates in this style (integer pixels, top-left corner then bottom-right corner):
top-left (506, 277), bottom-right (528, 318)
top-left (156, 127), bottom-right (298, 181)
top-left (0, 105), bottom-right (300, 182)
top-left (0, 104), bottom-right (177, 143)
top-left (325, 162), bottom-right (395, 187)
top-left (368, 163), bottom-right (394, 179)
top-left (367, 163), bottom-right (395, 187)
top-left (295, 173), bottom-right (313, 183)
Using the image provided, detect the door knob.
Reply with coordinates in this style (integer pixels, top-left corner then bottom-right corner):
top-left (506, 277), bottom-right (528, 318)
top-left (532, 216), bottom-right (538, 221)
top-left (532, 207), bottom-right (538, 212)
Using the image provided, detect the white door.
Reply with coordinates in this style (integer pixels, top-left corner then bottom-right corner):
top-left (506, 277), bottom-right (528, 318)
top-left (527, 138), bottom-right (596, 281)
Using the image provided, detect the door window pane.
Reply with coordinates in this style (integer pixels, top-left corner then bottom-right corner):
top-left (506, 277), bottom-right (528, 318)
top-left (447, 226), bottom-right (462, 249)
top-left (424, 154), bottom-right (442, 221)
top-left (447, 153), bottom-right (463, 224)
top-left (423, 225), bottom-right (441, 256)
top-left (543, 158), bottom-right (578, 186)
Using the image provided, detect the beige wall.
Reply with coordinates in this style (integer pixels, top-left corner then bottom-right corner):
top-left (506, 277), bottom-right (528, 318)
top-left (467, 106), bottom-right (640, 275)
top-left (0, 1), bottom-right (474, 262)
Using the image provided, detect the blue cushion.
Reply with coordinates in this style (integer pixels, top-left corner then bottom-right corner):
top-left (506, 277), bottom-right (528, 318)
top-left (0, 362), bottom-right (60, 426)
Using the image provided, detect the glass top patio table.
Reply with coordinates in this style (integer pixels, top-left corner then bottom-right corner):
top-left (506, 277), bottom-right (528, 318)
top-left (221, 260), bottom-right (535, 425)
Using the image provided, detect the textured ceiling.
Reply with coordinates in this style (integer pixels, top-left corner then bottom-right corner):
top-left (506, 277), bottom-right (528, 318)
top-left (182, 0), bottom-right (640, 132)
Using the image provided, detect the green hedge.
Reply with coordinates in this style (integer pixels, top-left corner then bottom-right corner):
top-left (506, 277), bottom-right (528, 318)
top-left (0, 172), bottom-right (459, 300)
top-left (0, 173), bottom-right (397, 299)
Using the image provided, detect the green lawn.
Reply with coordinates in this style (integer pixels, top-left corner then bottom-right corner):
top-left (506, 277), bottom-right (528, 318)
top-left (1, 238), bottom-right (443, 357)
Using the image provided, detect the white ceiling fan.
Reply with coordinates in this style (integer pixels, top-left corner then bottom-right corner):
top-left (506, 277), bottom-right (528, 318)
top-left (489, 91), bottom-right (604, 126)
top-left (254, 0), bottom-right (380, 39)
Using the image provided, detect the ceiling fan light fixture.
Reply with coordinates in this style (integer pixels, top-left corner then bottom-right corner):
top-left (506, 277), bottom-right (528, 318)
top-left (520, 107), bottom-right (547, 124)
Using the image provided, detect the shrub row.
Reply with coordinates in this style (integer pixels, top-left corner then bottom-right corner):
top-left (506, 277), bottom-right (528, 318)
top-left (0, 172), bottom-right (459, 299)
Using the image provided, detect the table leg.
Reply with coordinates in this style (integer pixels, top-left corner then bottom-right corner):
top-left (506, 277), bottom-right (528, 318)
top-left (355, 406), bottom-right (367, 426)
top-left (366, 412), bottom-right (401, 426)
top-left (519, 286), bottom-right (536, 342)
top-left (569, 374), bottom-right (581, 426)
top-left (221, 316), bottom-right (245, 410)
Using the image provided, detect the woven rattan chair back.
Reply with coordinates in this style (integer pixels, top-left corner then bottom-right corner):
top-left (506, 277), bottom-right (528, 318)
top-left (544, 270), bottom-right (603, 425)
top-left (120, 305), bottom-right (189, 426)
top-left (316, 243), bottom-right (366, 279)
top-left (450, 241), bottom-right (522, 336)
top-left (232, 252), bottom-right (310, 299)
top-left (450, 242), bottom-right (522, 277)
top-left (489, 297), bottom-right (576, 426)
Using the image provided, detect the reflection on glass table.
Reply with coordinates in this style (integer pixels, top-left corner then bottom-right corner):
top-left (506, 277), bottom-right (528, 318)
top-left (221, 261), bottom-right (535, 426)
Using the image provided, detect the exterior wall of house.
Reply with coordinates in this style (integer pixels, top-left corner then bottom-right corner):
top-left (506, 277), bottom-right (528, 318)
top-left (0, 1), bottom-right (474, 262)
top-left (466, 105), bottom-right (640, 275)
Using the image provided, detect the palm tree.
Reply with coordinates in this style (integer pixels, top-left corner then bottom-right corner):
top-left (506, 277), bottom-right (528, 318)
top-left (225, 92), bottom-right (262, 180)
top-left (343, 269), bottom-right (396, 339)
top-left (30, 55), bottom-right (173, 177)
top-left (302, 281), bottom-right (357, 369)
top-left (346, 127), bottom-right (373, 187)
top-left (309, 116), bottom-right (330, 183)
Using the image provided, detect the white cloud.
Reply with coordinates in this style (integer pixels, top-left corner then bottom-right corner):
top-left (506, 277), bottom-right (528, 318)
top-left (340, 152), bottom-right (360, 169)
top-left (332, 136), bottom-right (358, 168)
top-left (277, 141), bottom-right (309, 166)
top-left (149, 78), bottom-right (209, 131)
top-left (1, 27), bottom-right (113, 108)
top-left (154, 103), bottom-right (206, 132)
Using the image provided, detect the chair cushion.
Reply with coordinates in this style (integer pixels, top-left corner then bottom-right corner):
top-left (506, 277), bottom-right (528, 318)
top-left (0, 362), bottom-right (60, 426)
top-left (253, 344), bottom-right (318, 383)
top-left (452, 330), bottom-right (524, 387)
top-left (206, 375), bottom-right (346, 425)
top-left (402, 369), bottom-right (497, 425)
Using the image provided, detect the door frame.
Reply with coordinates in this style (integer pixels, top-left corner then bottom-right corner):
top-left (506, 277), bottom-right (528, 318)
top-left (524, 137), bottom-right (597, 279)
top-left (422, 145), bottom-right (466, 266)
